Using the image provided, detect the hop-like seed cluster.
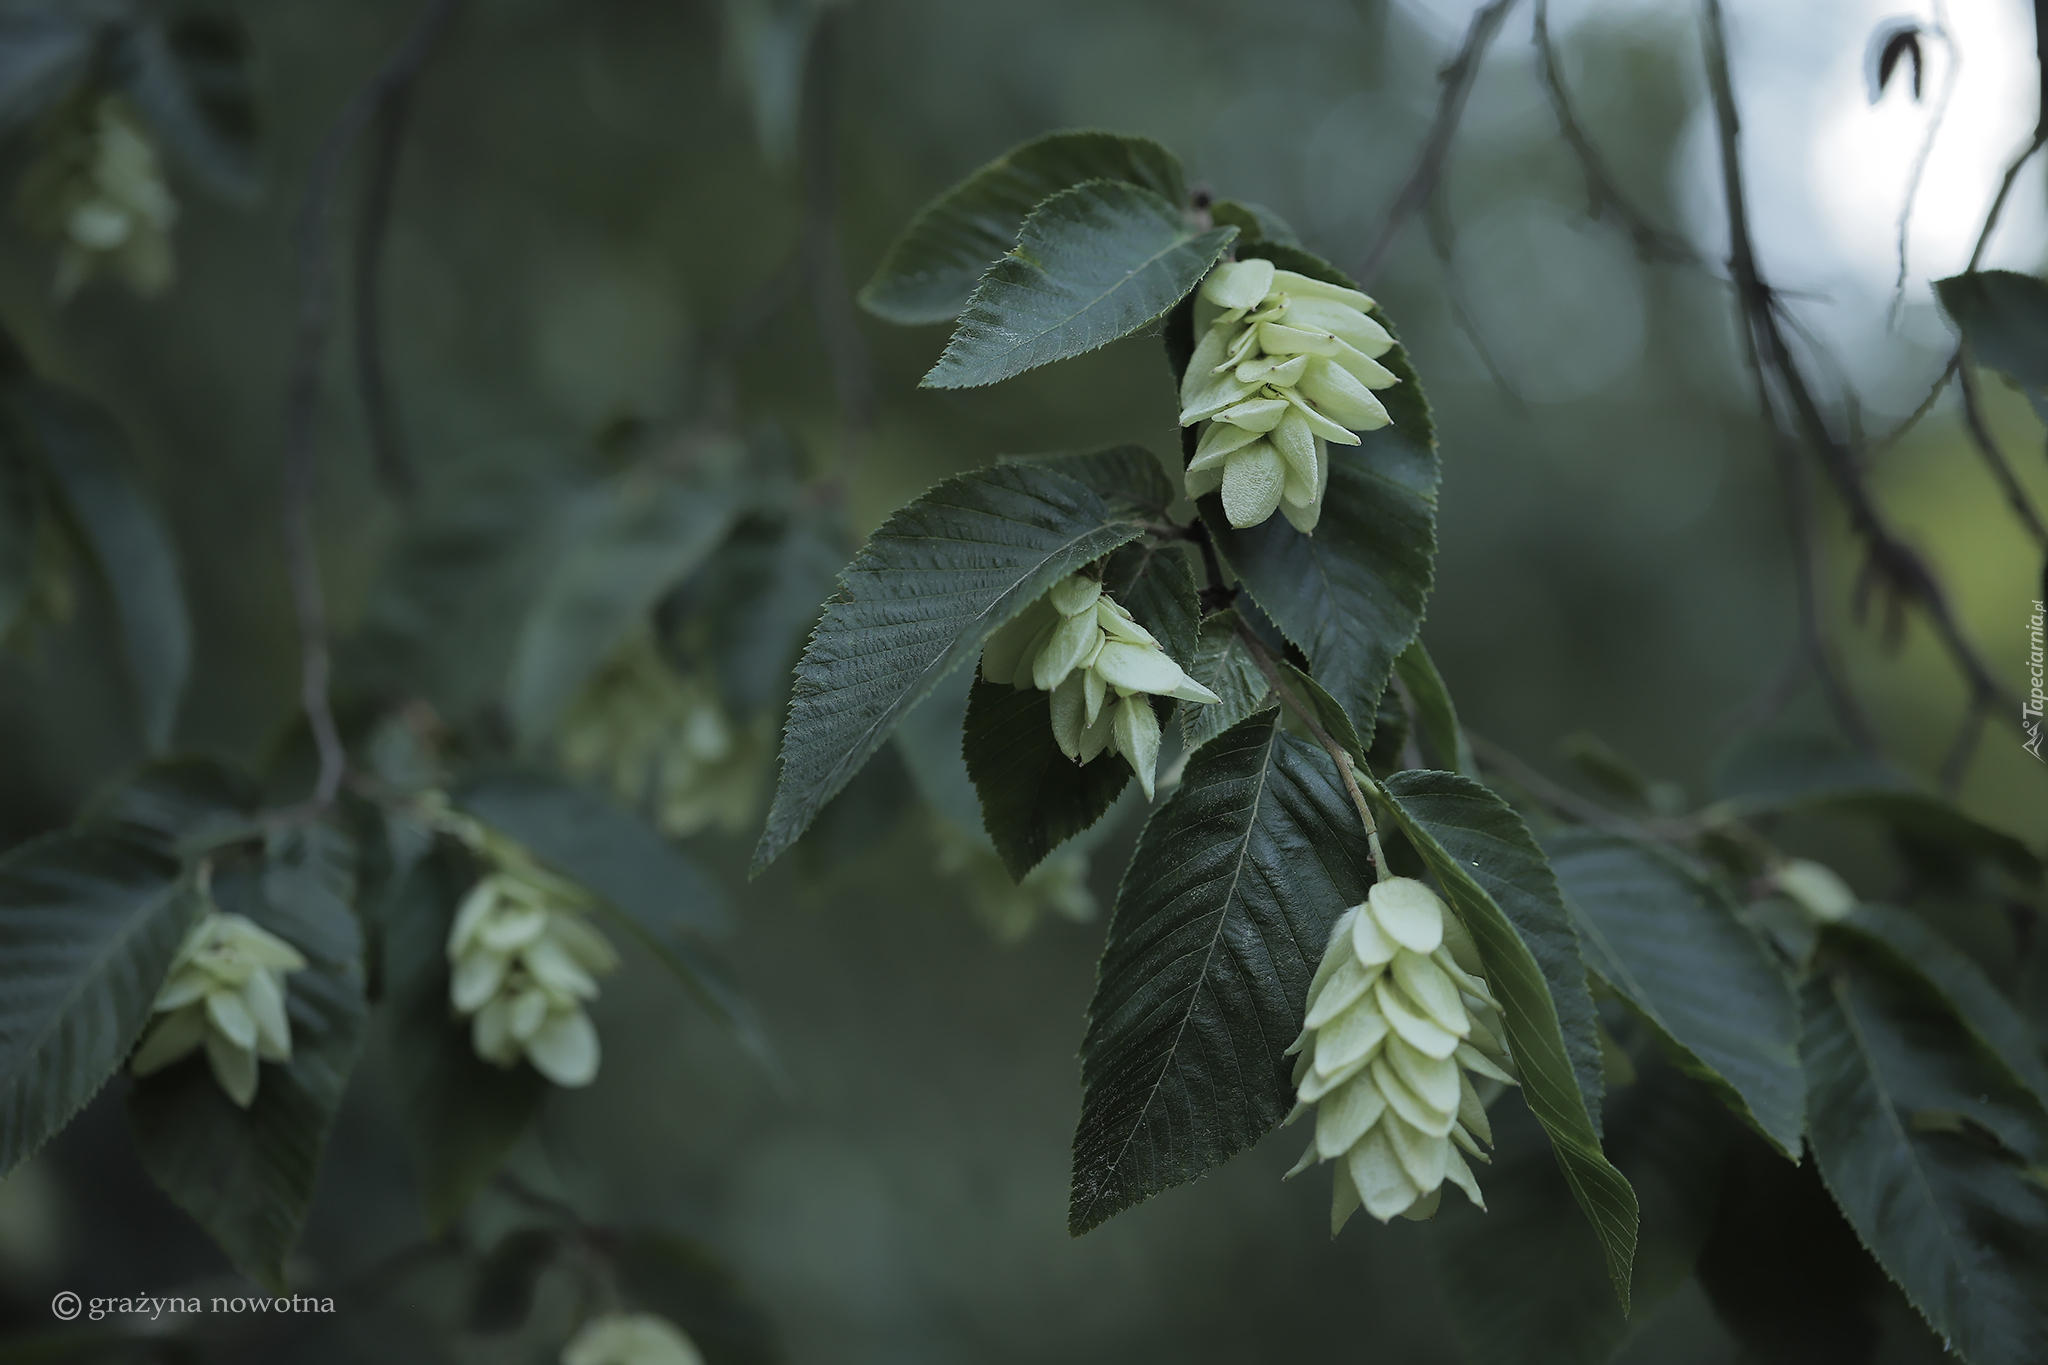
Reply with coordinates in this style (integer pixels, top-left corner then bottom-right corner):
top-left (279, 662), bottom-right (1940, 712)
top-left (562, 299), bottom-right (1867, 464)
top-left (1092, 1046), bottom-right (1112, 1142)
top-left (980, 573), bottom-right (1220, 799)
top-left (1285, 877), bottom-right (1516, 1229)
top-left (446, 835), bottom-right (619, 1088)
top-left (19, 95), bottom-right (177, 300)
top-left (557, 630), bottom-right (764, 838)
top-left (561, 1312), bottom-right (704, 1365)
top-left (1771, 858), bottom-right (1856, 923)
top-left (1178, 259), bottom-right (1400, 533)
top-left (131, 907), bottom-right (308, 1108)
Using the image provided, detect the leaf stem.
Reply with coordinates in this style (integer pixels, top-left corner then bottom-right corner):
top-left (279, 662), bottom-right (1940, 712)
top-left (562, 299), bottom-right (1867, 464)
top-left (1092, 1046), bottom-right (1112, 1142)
top-left (1232, 619), bottom-right (1385, 877)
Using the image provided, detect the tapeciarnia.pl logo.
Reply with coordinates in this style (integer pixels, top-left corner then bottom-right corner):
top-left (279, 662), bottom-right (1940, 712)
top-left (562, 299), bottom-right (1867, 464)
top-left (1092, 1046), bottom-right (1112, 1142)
top-left (2025, 599), bottom-right (2044, 762)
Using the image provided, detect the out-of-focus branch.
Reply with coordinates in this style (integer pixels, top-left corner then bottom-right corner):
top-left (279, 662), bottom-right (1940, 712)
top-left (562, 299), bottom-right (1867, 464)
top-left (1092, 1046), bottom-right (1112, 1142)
top-left (1956, 358), bottom-right (2048, 545)
top-left (1356, 0), bottom-right (1520, 284)
top-left (1968, 131), bottom-right (2047, 273)
top-left (798, 4), bottom-right (874, 501)
top-left (1888, 3), bottom-right (1956, 324)
top-left (285, 0), bottom-right (465, 809)
top-left (351, 77), bottom-right (428, 497)
top-left (1531, 0), bottom-right (1699, 266)
top-left (1700, 0), bottom-right (2022, 751)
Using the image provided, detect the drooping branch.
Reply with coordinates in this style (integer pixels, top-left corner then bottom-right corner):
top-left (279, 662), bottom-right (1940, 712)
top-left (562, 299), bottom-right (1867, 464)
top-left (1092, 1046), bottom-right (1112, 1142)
top-left (284, 0), bottom-right (465, 809)
top-left (797, 5), bottom-right (875, 498)
top-left (1356, 0), bottom-right (1521, 284)
top-left (1955, 358), bottom-right (2048, 546)
top-left (351, 73), bottom-right (429, 497)
top-left (1700, 0), bottom-right (2022, 750)
top-left (1531, 0), bottom-right (1699, 266)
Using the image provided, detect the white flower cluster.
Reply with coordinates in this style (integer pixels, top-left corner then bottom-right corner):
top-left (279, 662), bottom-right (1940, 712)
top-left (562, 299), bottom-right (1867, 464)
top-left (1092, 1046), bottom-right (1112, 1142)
top-left (562, 1312), bottom-right (703, 1365)
top-left (558, 630), bottom-right (763, 838)
top-left (1178, 259), bottom-right (1400, 533)
top-left (447, 831), bottom-right (619, 1088)
top-left (23, 95), bottom-right (178, 299)
top-left (1284, 877), bottom-right (1516, 1228)
top-left (132, 907), bottom-right (307, 1108)
top-left (980, 572), bottom-right (1219, 799)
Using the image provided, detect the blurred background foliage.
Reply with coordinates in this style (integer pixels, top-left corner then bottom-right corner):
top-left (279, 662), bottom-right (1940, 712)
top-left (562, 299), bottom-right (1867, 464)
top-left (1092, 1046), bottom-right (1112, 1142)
top-left (0, 0), bottom-right (2040, 1360)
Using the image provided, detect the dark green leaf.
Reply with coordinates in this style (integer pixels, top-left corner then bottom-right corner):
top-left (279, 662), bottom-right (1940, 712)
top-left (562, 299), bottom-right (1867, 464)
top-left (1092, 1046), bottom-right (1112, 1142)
top-left (1435, 1062), bottom-right (1730, 1365)
top-left (963, 675), bottom-right (1130, 880)
top-left (82, 754), bottom-right (261, 857)
top-left (1394, 640), bottom-right (1476, 778)
top-left (1376, 770), bottom-right (1638, 1306)
top-left (1712, 733), bottom-right (2038, 881)
top-left (1207, 199), bottom-right (1299, 246)
top-left (754, 462), bottom-right (1143, 871)
top-left (614, 1228), bottom-right (786, 1365)
top-left (459, 770), bottom-right (730, 939)
top-left (1842, 904), bottom-right (2048, 1114)
top-left (1020, 445), bottom-right (1177, 518)
top-left (664, 509), bottom-right (843, 714)
top-left (860, 129), bottom-right (1186, 326)
top-left (0, 829), bottom-right (188, 1180)
top-left (1180, 610), bottom-right (1271, 752)
top-left (506, 471), bottom-right (737, 746)
top-left (1558, 732), bottom-right (1657, 812)
top-left (1070, 715), bottom-right (1375, 1233)
top-left (1802, 932), bottom-right (2048, 1365)
top-left (110, 16), bottom-right (257, 201)
top-left (262, 820), bottom-right (360, 965)
top-left (1546, 829), bottom-right (1804, 1157)
top-left (385, 840), bottom-right (545, 1232)
top-left (18, 385), bottom-right (191, 752)
top-left (890, 662), bottom-right (983, 831)
top-left (1937, 270), bottom-right (2048, 391)
top-left (1274, 662), bottom-right (1365, 766)
top-left (921, 181), bottom-right (1235, 390)
top-left (1363, 676), bottom-right (1410, 775)
top-left (128, 859), bottom-right (366, 1291)
top-left (1102, 539), bottom-right (1199, 668)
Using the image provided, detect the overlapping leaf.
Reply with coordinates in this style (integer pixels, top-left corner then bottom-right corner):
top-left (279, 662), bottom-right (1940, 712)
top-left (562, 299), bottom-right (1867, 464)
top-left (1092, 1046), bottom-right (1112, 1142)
top-left (1803, 927), bottom-right (2048, 1365)
top-left (861, 129), bottom-right (1186, 325)
top-left (922, 181), bottom-right (1235, 390)
top-left (755, 462), bottom-right (1144, 871)
top-left (1376, 770), bottom-right (1638, 1306)
top-left (963, 676), bottom-right (1130, 880)
top-left (0, 829), bottom-right (188, 1179)
top-left (1394, 640), bottom-right (1475, 778)
top-left (1203, 247), bottom-right (1438, 735)
top-left (1070, 715), bottom-right (1374, 1233)
top-left (16, 384), bottom-right (191, 752)
top-left (1546, 828), bottom-right (1804, 1157)
top-left (1181, 610), bottom-right (1271, 752)
top-left (505, 471), bottom-right (737, 746)
top-left (1937, 270), bottom-right (2048, 395)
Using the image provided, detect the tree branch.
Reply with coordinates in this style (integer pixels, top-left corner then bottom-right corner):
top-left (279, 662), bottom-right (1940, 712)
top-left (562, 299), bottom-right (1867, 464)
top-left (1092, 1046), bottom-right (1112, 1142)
top-left (1887, 3), bottom-right (1957, 325)
top-left (1701, 0), bottom-right (2023, 742)
top-left (1956, 357), bottom-right (2048, 545)
top-left (1532, 0), bottom-right (1699, 266)
top-left (284, 0), bottom-right (464, 809)
top-left (798, 5), bottom-right (874, 500)
top-left (1356, 0), bottom-right (1521, 284)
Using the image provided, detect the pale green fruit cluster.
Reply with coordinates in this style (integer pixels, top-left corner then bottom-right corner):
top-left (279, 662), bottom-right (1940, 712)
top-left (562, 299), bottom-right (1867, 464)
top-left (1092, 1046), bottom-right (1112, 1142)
top-left (18, 95), bottom-right (177, 300)
top-left (446, 834), bottom-right (619, 1088)
top-left (980, 573), bottom-right (1220, 799)
top-left (561, 1312), bottom-right (704, 1365)
top-left (1284, 877), bottom-right (1516, 1229)
top-left (131, 907), bottom-right (308, 1108)
top-left (558, 630), bottom-right (765, 838)
top-left (1772, 858), bottom-right (1856, 923)
top-left (1178, 259), bottom-right (1400, 533)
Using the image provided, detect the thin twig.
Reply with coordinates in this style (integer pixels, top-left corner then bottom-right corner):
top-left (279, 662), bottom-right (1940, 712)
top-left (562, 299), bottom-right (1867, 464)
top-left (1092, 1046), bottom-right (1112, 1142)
top-left (1888, 2), bottom-right (1957, 326)
top-left (1357, 0), bottom-right (1521, 284)
top-left (284, 0), bottom-right (464, 809)
top-left (1967, 130), bottom-right (2048, 273)
top-left (1937, 697), bottom-right (1989, 792)
top-left (1531, 0), bottom-right (1699, 265)
top-left (1701, 0), bottom-right (2023, 738)
top-left (1425, 189), bottom-right (1525, 404)
top-left (797, 6), bottom-right (874, 499)
top-left (1956, 355), bottom-right (2048, 545)
top-left (1231, 620), bottom-right (1387, 874)
top-left (1868, 349), bottom-right (1958, 458)
top-left (352, 79), bottom-right (428, 496)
